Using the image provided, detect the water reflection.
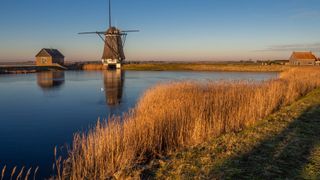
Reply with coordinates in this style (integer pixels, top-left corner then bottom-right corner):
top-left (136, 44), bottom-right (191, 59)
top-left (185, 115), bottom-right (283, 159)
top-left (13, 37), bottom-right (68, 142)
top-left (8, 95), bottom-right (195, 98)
top-left (37, 71), bottom-right (65, 90)
top-left (103, 70), bottom-right (124, 105)
top-left (0, 71), bottom-right (278, 178)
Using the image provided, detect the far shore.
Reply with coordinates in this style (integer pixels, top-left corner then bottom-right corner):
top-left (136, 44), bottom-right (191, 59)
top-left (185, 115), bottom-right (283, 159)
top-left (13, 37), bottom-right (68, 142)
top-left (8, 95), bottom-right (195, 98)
top-left (70, 61), bottom-right (292, 72)
top-left (0, 61), bottom-right (297, 74)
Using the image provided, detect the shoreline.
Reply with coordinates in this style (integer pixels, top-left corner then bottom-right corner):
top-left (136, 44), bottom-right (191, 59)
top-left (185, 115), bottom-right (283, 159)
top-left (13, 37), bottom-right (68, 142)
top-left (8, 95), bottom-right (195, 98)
top-left (0, 65), bottom-right (66, 74)
top-left (0, 63), bottom-right (291, 74)
top-left (79, 62), bottom-right (291, 72)
top-left (122, 63), bottom-right (289, 72)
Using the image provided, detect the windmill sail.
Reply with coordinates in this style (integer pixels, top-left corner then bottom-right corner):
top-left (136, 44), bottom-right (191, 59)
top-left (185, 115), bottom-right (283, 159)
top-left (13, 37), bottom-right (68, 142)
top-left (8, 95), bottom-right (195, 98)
top-left (78, 31), bottom-right (105, 35)
top-left (122, 30), bottom-right (140, 33)
top-left (78, 0), bottom-right (138, 69)
top-left (109, 0), bottom-right (112, 28)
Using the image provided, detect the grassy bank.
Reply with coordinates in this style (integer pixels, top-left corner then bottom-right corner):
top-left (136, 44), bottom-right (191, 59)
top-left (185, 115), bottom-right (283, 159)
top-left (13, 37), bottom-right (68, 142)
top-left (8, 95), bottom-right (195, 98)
top-left (150, 87), bottom-right (320, 179)
top-left (51, 67), bottom-right (320, 179)
top-left (80, 62), bottom-right (290, 72)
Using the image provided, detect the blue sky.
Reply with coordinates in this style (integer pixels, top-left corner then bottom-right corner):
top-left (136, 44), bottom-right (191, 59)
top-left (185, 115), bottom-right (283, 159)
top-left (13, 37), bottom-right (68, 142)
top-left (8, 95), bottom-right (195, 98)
top-left (0, 0), bottom-right (319, 61)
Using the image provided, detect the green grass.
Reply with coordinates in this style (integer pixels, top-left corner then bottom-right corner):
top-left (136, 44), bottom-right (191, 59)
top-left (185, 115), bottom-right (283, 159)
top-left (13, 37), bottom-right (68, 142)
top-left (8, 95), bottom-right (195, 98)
top-left (134, 88), bottom-right (320, 179)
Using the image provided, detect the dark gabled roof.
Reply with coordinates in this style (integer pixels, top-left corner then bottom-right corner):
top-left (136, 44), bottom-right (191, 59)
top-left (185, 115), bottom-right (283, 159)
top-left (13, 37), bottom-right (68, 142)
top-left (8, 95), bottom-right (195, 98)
top-left (36, 48), bottom-right (64, 58)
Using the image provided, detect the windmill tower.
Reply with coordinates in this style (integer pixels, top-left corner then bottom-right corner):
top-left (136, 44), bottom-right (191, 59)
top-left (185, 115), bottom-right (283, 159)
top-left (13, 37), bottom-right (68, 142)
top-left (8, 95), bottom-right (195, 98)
top-left (79, 0), bottom-right (138, 69)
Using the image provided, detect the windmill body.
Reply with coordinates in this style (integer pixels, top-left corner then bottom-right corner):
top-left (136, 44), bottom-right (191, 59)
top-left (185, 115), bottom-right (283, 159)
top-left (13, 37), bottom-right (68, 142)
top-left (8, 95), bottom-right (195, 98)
top-left (102, 27), bottom-right (125, 68)
top-left (79, 0), bottom-right (138, 69)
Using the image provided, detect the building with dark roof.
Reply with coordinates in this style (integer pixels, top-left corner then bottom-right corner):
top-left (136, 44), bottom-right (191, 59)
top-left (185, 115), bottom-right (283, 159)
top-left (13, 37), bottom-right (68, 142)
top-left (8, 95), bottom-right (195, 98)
top-left (35, 48), bottom-right (65, 66)
top-left (289, 51), bottom-right (318, 65)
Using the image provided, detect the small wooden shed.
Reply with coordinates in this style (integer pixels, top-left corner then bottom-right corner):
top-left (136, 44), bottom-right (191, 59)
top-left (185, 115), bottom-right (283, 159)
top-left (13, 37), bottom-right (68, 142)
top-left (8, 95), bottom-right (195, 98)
top-left (35, 48), bottom-right (65, 66)
top-left (289, 51), bottom-right (317, 65)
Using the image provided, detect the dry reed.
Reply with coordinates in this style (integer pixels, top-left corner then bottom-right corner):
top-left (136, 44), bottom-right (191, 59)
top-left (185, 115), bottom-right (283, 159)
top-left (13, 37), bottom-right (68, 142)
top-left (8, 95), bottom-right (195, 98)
top-left (0, 165), bottom-right (38, 180)
top-left (53, 67), bottom-right (320, 179)
top-left (82, 64), bottom-right (104, 70)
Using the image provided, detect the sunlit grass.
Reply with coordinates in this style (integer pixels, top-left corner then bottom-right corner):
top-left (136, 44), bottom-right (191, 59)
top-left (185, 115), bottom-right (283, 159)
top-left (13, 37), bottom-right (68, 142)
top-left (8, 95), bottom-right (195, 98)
top-left (51, 67), bottom-right (320, 179)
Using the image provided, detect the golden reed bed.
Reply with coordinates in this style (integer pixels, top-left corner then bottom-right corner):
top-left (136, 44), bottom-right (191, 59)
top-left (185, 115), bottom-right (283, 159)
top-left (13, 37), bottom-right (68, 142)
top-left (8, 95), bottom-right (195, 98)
top-left (2, 67), bottom-right (320, 179)
top-left (50, 67), bottom-right (320, 179)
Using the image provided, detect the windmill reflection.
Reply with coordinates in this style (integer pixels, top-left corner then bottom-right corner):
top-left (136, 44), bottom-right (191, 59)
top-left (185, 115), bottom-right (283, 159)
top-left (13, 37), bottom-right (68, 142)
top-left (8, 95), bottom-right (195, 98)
top-left (103, 69), bottom-right (124, 106)
top-left (37, 71), bottom-right (65, 90)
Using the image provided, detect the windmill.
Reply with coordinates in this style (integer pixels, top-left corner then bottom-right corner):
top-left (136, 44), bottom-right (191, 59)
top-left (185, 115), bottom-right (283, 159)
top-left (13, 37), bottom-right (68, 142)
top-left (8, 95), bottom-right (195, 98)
top-left (79, 0), bottom-right (139, 69)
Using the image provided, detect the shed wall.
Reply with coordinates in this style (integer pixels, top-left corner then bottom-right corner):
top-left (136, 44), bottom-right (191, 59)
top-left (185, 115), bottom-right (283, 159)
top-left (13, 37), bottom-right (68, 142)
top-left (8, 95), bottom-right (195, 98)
top-left (36, 56), bottom-right (53, 66)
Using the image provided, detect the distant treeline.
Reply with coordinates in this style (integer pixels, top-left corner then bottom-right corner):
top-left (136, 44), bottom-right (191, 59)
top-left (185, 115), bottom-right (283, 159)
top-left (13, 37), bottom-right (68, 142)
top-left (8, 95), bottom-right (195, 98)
top-left (124, 60), bottom-right (289, 65)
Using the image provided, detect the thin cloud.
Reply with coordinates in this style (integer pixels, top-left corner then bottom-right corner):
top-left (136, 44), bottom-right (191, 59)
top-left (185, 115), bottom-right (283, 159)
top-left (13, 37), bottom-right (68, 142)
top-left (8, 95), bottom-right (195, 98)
top-left (290, 10), bottom-right (320, 19)
top-left (256, 43), bottom-right (320, 52)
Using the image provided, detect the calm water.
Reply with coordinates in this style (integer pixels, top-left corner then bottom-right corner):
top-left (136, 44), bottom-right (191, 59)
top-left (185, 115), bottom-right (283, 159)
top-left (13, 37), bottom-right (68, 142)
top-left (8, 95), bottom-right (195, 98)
top-left (0, 70), bottom-right (277, 178)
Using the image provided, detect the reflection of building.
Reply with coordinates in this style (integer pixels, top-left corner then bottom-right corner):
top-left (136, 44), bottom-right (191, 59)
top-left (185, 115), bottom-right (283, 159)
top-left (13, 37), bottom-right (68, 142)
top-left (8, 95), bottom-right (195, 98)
top-left (37, 71), bottom-right (65, 90)
top-left (35, 48), bottom-right (65, 66)
top-left (103, 70), bottom-right (124, 105)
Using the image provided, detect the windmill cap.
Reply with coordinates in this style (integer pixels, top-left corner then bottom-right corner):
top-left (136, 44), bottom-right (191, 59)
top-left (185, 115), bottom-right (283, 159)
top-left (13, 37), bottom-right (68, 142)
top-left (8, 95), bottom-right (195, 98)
top-left (107, 27), bottom-right (121, 34)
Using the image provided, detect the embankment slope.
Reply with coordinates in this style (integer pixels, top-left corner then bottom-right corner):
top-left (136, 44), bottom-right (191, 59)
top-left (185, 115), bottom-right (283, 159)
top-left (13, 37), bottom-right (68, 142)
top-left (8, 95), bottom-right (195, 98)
top-left (150, 88), bottom-right (320, 179)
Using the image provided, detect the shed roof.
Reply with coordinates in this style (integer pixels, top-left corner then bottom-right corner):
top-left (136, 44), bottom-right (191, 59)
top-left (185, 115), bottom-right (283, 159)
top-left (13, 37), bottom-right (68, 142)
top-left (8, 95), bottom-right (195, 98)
top-left (291, 52), bottom-right (317, 60)
top-left (36, 48), bottom-right (64, 58)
